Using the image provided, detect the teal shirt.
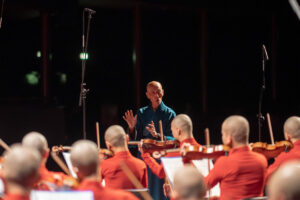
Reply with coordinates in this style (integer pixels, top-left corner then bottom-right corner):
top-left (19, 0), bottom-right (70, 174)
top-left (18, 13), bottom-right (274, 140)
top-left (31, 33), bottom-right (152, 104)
top-left (134, 101), bottom-right (176, 141)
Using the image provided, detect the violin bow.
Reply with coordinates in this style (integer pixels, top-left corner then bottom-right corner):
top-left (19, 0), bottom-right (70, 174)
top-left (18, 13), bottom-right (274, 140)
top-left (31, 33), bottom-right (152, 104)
top-left (204, 128), bottom-right (212, 198)
top-left (0, 138), bottom-right (10, 151)
top-left (120, 161), bottom-right (153, 200)
top-left (266, 113), bottom-right (275, 145)
top-left (96, 122), bottom-right (101, 149)
top-left (159, 120), bottom-right (164, 142)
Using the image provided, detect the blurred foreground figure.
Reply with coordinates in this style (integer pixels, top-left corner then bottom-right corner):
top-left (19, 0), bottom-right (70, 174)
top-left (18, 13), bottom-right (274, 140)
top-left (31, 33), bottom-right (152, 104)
top-left (171, 165), bottom-right (206, 200)
top-left (101, 125), bottom-right (148, 189)
top-left (70, 140), bottom-right (138, 200)
top-left (2, 145), bottom-right (41, 200)
top-left (267, 161), bottom-right (300, 200)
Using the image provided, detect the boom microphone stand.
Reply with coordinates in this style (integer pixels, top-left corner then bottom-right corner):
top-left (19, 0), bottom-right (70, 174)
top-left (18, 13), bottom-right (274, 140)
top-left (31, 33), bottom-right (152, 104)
top-left (79, 8), bottom-right (96, 139)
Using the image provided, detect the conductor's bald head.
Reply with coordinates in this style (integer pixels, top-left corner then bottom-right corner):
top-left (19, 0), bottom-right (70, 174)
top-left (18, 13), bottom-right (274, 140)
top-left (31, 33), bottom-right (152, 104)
top-left (70, 140), bottom-right (99, 178)
top-left (267, 161), bottom-right (300, 200)
top-left (222, 115), bottom-right (249, 145)
top-left (173, 165), bottom-right (206, 200)
top-left (284, 116), bottom-right (300, 140)
top-left (22, 132), bottom-right (48, 156)
top-left (105, 125), bottom-right (127, 148)
top-left (2, 145), bottom-right (41, 187)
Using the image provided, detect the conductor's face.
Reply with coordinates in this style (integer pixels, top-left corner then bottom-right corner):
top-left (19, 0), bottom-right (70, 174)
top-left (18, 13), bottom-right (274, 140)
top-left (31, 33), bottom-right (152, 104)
top-left (146, 83), bottom-right (164, 108)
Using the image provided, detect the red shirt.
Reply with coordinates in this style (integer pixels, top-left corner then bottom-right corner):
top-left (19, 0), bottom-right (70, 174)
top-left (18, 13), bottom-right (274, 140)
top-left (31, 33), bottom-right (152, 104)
top-left (101, 151), bottom-right (148, 189)
top-left (78, 179), bottom-right (138, 200)
top-left (141, 138), bottom-right (200, 179)
top-left (266, 139), bottom-right (300, 182)
top-left (2, 194), bottom-right (30, 200)
top-left (205, 146), bottom-right (267, 200)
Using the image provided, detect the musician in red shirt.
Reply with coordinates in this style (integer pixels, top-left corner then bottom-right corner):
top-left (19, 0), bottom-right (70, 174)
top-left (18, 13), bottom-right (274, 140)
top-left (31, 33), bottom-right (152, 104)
top-left (2, 145), bottom-right (41, 200)
top-left (22, 132), bottom-right (72, 190)
top-left (205, 115), bottom-right (267, 200)
top-left (141, 114), bottom-right (201, 179)
top-left (101, 125), bottom-right (148, 189)
top-left (266, 116), bottom-right (300, 182)
top-left (70, 140), bottom-right (138, 200)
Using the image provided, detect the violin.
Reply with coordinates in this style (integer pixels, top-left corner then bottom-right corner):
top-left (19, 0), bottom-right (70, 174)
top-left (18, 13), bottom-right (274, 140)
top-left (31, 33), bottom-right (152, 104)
top-left (181, 144), bottom-right (231, 160)
top-left (129, 139), bottom-right (180, 154)
top-left (251, 113), bottom-right (294, 160)
top-left (36, 172), bottom-right (79, 191)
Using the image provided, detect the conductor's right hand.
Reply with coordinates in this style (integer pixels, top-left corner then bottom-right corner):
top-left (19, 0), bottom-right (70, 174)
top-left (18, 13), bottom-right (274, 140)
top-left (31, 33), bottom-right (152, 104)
top-left (123, 110), bottom-right (137, 134)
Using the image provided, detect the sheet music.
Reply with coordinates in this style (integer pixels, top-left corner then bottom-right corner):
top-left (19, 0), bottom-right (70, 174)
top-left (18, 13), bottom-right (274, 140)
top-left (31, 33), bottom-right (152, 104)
top-left (0, 178), bottom-right (4, 197)
top-left (192, 159), bottom-right (220, 197)
top-left (62, 152), bottom-right (77, 178)
top-left (161, 157), bottom-right (184, 188)
top-left (161, 157), bottom-right (220, 198)
top-left (30, 191), bottom-right (94, 200)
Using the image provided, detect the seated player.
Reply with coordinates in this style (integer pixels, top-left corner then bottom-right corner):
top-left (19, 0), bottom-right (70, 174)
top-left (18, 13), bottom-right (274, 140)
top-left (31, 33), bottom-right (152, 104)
top-left (141, 114), bottom-right (201, 179)
top-left (70, 140), bottom-right (138, 200)
top-left (205, 115), bottom-right (267, 200)
top-left (2, 145), bottom-right (41, 200)
top-left (22, 132), bottom-right (73, 190)
top-left (171, 165), bottom-right (206, 200)
top-left (101, 125), bottom-right (148, 189)
top-left (266, 116), bottom-right (300, 181)
top-left (267, 161), bottom-right (300, 200)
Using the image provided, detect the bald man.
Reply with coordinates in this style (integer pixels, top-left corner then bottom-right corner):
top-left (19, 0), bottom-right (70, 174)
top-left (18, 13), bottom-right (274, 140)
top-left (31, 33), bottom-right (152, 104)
top-left (71, 140), bottom-right (138, 200)
top-left (22, 132), bottom-right (70, 190)
top-left (100, 125), bottom-right (148, 189)
top-left (205, 115), bottom-right (267, 200)
top-left (266, 116), bottom-right (300, 181)
top-left (141, 114), bottom-right (201, 179)
top-left (123, 81), bottom-right (176, 200)
top-left (171, 165), bottom-right (206, 200)
top-left (2, 145), bottom-right (41, 200)
top-left (267, 161), bottom-right (300, 200)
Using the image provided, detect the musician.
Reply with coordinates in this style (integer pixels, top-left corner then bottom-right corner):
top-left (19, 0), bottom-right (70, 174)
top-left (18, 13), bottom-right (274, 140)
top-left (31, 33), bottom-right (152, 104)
top-left (266, 116), bottom-right (300, 181)
top-left (267, 161), bottom-right (300, 200)
top-left (171, 165), bottom-right (206, 200)
top-left (141, 114), bottom-right (200, 179)
top-left (70, 140), bottom-right (138, 200)
top-left (123, 81), bottom-right (176, 199)
top-left (100, 125), bottom-right (148, 189)
top-left (22, 132), bottom-right (69, 190)
top-left (2, 145), bottom-right (41, 200)
top-left (205, 115), bottom-right (267, 200)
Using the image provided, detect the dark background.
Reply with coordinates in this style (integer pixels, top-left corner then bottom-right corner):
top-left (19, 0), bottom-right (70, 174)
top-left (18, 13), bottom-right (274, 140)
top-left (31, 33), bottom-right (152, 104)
top-left (0, 0), bottom-right (300, 163)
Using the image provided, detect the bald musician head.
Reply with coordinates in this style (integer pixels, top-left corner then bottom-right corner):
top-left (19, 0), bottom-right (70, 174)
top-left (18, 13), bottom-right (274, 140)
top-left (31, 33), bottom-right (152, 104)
top-left (22, 132), bottom-right (49, 165)
top-left (146, 81), bottom-right (164, 110)
top-left (171, 114), bottom-right (194, 141)
top-left (70, 140), bottom-right (99, 180)
top-left (2, 145), bottom-right (41, 195)
top-left (172, 165), bottom-right (206, 200)
top-left (221, 115), bottom-right (249, 148)
top-left (105, 125), bottom-right (129, 153)
top-left (283, 116), bottom-right (300, 143)
top-left (267, 161), bottom-right (300, 200)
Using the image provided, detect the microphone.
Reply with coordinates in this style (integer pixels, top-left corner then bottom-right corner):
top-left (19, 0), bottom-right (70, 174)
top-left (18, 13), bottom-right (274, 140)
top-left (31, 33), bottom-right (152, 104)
top-left (84, 8), bottom-right (96, 15)
top-left (262, 44), bottom-right (269, 61)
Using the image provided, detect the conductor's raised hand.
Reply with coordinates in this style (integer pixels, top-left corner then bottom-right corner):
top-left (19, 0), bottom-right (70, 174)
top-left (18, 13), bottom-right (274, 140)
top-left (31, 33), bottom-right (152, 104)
top-left (145, 121), bottom-right (158, 138)
top-left (122, 110), bottom-right (137, 133)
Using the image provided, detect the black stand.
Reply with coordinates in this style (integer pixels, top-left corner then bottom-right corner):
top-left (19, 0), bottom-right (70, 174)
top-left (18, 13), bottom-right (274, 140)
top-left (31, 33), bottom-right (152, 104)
top-left (257, 44), bottom-right (269, 141)
top-left (79, 10), bottom-right (94, 139)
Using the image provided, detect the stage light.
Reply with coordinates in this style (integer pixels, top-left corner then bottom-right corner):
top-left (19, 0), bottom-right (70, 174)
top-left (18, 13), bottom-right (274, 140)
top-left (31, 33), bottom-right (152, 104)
top-left (57, 72), bottom-right (67, 84)
top-left (36, 51), bottom-right (41, 58)
top-left (132, 50), bottom-right (136, 64)
top-left (25, 71), bottom-right (40, 85)
top-left (80, 52), bottom-right (89, 60)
